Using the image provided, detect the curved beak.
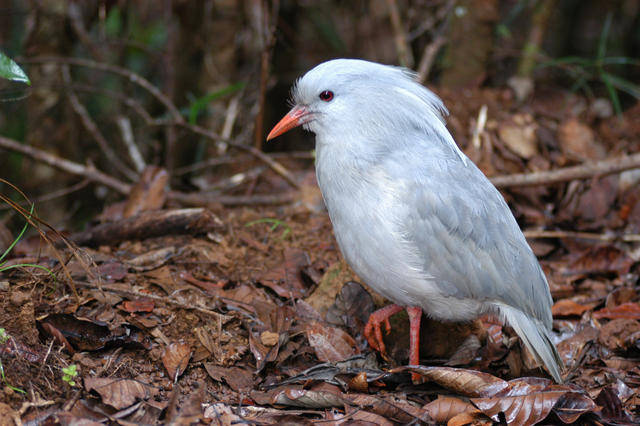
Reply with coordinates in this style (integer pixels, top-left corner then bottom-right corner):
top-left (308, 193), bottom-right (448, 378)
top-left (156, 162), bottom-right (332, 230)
top-left (266, 105), bottom-right (311, 141)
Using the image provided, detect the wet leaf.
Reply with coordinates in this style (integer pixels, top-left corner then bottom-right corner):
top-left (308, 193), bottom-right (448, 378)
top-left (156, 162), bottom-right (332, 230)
top-left (162, 342), bottom-right (192, 381)
top-left (593, 302), bottom-right (640, 320)
top-left (552, 391), bottom-right (598, 423)
top-left (472, 391), bottom-right (566, 425)
top-left (391, 366), bottom-right (508, 397)
top-left (551, 299), bottom-right (594, 317)
top-left (423, 395), bottom-right (480, 424)
top-left (271, 386), bottom-right (345, 408)
top-left (598, 318), bottom-right (640, 351)
top-left (85, 377), bottom-right (157, 410)
top-left (306, 320), bottom-right (359, 362)
top-left (120, 298), bottom-right (155, 313)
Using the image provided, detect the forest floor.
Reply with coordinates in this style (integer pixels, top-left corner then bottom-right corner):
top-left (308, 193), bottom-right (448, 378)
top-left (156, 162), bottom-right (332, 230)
top-left (1, 86), bottom-right (639, 425)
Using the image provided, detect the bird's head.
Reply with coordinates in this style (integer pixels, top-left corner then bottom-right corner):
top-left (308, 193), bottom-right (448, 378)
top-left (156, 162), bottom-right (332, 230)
top-left (267, 59), bottom-right (449, 145)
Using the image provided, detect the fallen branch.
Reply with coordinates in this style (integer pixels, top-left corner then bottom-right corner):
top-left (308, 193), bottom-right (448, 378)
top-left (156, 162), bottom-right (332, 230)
top-left (70, 208), bottom-right (223, 247)
top-left (490, 152), bottom-right (640, 187)
top-left (524, 229), bottom-right (640, 243)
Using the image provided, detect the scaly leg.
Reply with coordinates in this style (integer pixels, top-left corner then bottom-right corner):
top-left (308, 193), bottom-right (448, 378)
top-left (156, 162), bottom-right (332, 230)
top-left (364, 304), bottom-right (404, 356)
top-left (406, 306), bottom-right (423, 382)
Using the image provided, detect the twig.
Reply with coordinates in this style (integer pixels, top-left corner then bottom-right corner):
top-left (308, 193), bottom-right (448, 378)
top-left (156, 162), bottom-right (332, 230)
top-left (523, 229), bottom-right (640, 243)
top-left (173, 122), bottom-right (300, 189)
top-left (0, 135), bottom-right (131, 194)
top-left (73, 281), bottom-right (226, 318)
top-left (116, 115), bottom-right (146, 173)
top-left (62, 65), bottom-right (139, 181)
top-left (490, 152), bottom-right (640, 187)
top-left (416, 36), bottom-right (446, 83)
top-left (60, 83), bottom-right (155, 124)
top-left (22, 56), bottom-right (184, 122)
top-left (217, 95), bottom-right (240, 155)
top-left (0, 180), bottom-right (90, 210)
top-left (169, 191), bottom-right (294, 206)
top-left (172, 150), bottom-right (313, 176)
top-left (470, 105), bottom-right (488, 149)
top-left (0, 135), bottom-right (295, 206)
top-left (386, 0), bottom-right (414, 68)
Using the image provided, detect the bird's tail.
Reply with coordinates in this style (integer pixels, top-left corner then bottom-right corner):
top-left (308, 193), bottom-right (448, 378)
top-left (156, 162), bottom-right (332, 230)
top-left (498, 304), bottom-right (564, 383)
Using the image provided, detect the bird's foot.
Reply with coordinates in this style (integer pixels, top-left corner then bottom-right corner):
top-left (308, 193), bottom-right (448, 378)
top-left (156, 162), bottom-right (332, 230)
top-left (364, 304), bottom-right (404, 358)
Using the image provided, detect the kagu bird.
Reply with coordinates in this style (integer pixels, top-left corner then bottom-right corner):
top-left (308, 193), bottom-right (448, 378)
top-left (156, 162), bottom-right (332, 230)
top-left (267, 59), bottom-right (563, 382)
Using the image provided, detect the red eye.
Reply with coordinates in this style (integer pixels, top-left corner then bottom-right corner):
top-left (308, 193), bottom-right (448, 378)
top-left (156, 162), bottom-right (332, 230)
top-left (319, 90), bottom-right (334, 101)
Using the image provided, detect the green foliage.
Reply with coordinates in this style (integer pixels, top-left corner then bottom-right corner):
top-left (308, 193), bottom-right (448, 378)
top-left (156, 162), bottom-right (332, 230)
top-left (186, 82), bottom-right (246, 125)
top-left (0, 51), bottom-right (30, 85)
top-left (245, 218), bottom-right (292, 241)
top-left (538, 13), bottom-right (640, 116)
top-left (61, 364), bottom-right (78, 386)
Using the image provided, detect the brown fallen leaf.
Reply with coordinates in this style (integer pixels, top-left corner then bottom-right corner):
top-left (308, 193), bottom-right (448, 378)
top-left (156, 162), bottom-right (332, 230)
top-left (391, 366), bottom-right (508, 398)
top-left (306, 320), bottom-right (359, 362)
top-left (259, 248), bottom-right (312, 298)
top-left (85, 377), bottom-right (157, 410)
top-left (593, 302), bottom-right (640, 320)
top-left (162, 342), bottom-right (192, 381)
top-left (423, 395), bottom-right (480, 424)
top-left (204, 364), bottom-right (254, 392)
top-left (551, 299), bottom-right (594, 317)
top-left (472, 390), bottom-right (566, 425)
top-left (120, 298), bottom-right (155, 313)
top-left (598, 318), bottom-right (640, 352)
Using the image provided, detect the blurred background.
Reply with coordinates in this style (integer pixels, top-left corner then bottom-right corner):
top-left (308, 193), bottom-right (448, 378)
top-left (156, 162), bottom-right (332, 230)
top-left (0, 0), bottom-right (639, 232)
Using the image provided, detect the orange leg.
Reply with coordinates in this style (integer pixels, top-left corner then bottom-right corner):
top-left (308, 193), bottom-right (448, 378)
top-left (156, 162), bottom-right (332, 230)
top-left (364, 304), bottom-right (404, 356)
top-left (406, 306), bottom-right (423, 383)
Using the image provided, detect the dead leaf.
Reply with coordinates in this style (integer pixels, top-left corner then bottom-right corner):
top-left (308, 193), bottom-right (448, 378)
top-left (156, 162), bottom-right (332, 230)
top-left (120, 298), bottom-right (155, 313)
top-left (204, 364), bottom-right (254, 392)
top-left (551, 299), bottom-right (593, 317)
top-left (259, 248), bottom-right (312, 298)
top-left (498, 114), bottom-right (538, 159)
top-left (593, 302), bottom-right (640, 320)
top-left (162, 342), bottom-right (192, 381)
top-left (271, 385), bottom-right (345, 408)
top-left (123, 166), bottom-right (168, 218)
top-left (423, 395), bottom-right (480, 424)
top-left (85, 377), bottom-right (157, 410)
top-left (326, 281), bottom-right (375, 338)
top-left (598, 318), bottom-right (640, 351)
top-left (472, 391), bottom-right (566, 425)
top-left (306, 261), bottom-right (359, 317)
top-left (557, 118), bottom-right (605, 161)
top-left (392, 366), bottom-right (508, 398)
top-left (306, 320), bottom-right (359, 362)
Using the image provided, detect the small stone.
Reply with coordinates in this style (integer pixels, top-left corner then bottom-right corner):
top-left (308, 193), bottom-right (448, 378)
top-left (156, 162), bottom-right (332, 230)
top-left (260, 330), bottom-right (279, 347)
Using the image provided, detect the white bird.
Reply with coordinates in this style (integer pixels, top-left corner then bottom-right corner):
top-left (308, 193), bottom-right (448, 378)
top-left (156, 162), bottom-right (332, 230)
top-left (267, 59), bottom-right (563, 382)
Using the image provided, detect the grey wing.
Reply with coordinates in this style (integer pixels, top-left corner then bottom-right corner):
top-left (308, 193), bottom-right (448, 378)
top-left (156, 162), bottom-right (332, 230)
top-left (399, 159), bottom-right (553, 328)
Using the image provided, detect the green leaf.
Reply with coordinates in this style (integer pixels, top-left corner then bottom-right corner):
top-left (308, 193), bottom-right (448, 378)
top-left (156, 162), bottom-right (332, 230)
top-left (187, 82), bottom-right (245, 125)
top-left (0, 52), bottom-right (30, 85)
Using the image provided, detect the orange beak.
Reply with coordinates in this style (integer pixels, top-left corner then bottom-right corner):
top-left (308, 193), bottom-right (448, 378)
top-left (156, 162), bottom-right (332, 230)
top-left (266, 105), bottom-right (311, 141)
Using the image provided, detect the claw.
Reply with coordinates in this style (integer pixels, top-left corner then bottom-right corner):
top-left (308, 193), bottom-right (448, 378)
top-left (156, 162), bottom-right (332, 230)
top-left (363, 304), bottom-right (404, 357)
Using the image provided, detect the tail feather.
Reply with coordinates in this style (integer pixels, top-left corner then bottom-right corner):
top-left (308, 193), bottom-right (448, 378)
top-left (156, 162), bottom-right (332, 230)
top-left (498, 304), bottom-right (564, 383)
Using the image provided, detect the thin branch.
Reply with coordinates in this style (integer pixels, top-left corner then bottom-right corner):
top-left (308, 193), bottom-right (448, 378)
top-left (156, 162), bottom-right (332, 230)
top-left (22, 56), bottom-right (184, 122)
top-left (490, 152), bottom-right (640, 187)
top-left (386, 0), bottom-right (414, 68)
top-left (171, 121), bottom-right (300, 189)
top-left (116, 115), bottom-right (146, 173)
top-left (524, 229), bottom-right (640, 243)
top-left (0, 135), bottom-right (293, 206)
top-left (0, 135), bottom-right (131, 194)
top-left (416, 36), bottom-right (446, 83)
top-left (62, 65), bottom-right (139, 181)
top-left (0, 180), bottom-right (90, 210)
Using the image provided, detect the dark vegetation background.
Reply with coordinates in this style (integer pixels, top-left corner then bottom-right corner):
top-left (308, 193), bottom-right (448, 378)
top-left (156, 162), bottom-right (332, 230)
top-left (0, 0), bottom-right (638, 232)
top-left (1, 2), bottom-right (640, 424)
